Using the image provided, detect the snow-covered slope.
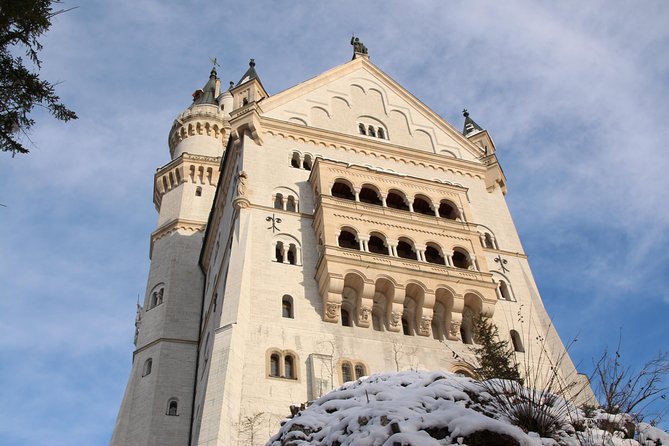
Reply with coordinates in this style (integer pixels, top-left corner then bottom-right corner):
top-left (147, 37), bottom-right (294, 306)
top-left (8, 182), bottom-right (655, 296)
top-left (267, 371), bottom-right (668, 446)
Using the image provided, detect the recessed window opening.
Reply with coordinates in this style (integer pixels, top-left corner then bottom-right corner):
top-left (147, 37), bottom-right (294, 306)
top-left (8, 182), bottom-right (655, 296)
top-left (367, 125), bottom-right (376, 137)
top-left (342, 362), bottom-right (353, 382)
top-left (358, 123), bottom-right (366, 135)
top-left (452, 250), bottom-right (470, 269)
top-left (282, 295), bottom-right (294, 318)
top-left (302, 155), bottom-right (312, 170)
top-left (396, 240), bottom-right (417, 260)
top-left (284, 355), bottom-right (295, 379)
top-left (510, 330), bottom-right (524, 353)
top-left (275, 242), bottom-right (284, 262)
top-left (270, 353), bottom-right (281, 377)
top-left (291, 152), bottom-right (300, 168)
top-left (377, 128), bottom-right (385, 139)
top-left (499, 280), bottom-right (512, 301)
top-left (413, 196), bottom-right (433, 216)
top-left (150, 287), bottom-right (164, 309)
top-left (287, 244), bottom-right (297, 265)
top-left (425, 245), bottom-right (445, 265)
top-left (274, 193), bottom-right (284, 210)
top-left (368, 235), bottom-right (388, 255)
top-left (386, 191), bottom-right (409, 211)
top-left (142, 358), bottom-right (152, 377)
top-left (341, 308), bottom-right (352, 327)
top-left (439, 201), bottom-right (459, 220)
top-left (331, 181), bottom-right (355, 200)
top-left (286, 196), bottom-right (297, 212)
top-left (195, 186), bottom-right (202, 197)
top-left (167, 399), bottom-right (179, 416)
top-left (359, 186), bottom-right (382, 205)
top-left (354, 364), bottom-right (366, 379)
top-left (338, 230), bottom-right (359, 250)
top-left (484, 233), bottom-right (495, 249)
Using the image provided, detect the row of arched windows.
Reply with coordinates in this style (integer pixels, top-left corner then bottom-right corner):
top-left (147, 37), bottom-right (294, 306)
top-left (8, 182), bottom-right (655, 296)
top-left (273, 192), bottom-right (299, 212)
top-left (268, 350), bottom-right (298, 380)
top-left (148, 285), bottom-right (164, 310)
top-left (274, 241), bottom-right (300, 265)
top-left (331, 180), bottom-right (462, 220)
top-left (337, 227), bottom-right (477, 270)
top-left (358, 123), bottom-right (387, 139)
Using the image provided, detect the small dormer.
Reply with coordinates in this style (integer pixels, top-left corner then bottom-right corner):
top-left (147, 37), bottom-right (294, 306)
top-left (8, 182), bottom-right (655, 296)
top-left (230, 59), bottom-right (269, 110)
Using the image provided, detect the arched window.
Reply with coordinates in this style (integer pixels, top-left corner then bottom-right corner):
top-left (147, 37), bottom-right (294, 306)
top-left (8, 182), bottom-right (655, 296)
top-left (354, 364), bottom-right (366, 379)
top-left (413, 196), bottom-right (433, 216)
top-left (274, 193), bottom-right (284, 210)
top-left (331, 181), bottom-right (355, 200)
top-left (195, 186), bottom-right (202, 197)
top-left (359, 186), bottom-right (382, 205)
top-left (275, 241), bottom-right (284, 263)
top-left (367, 125), bottom-right (376, 137)
top-left (290, 152), bottom-right (300, 168)
top-left (287, 244), bottom-right (297, 265)
top-left (150, 287), bottom-right (164, 309)
top-left (358, 123), bottom-right (366, 135)
top-left (341, 308), bottom-right (352, 327)
top-left (368, 234), bottom-right (389, 255)
top-left (510, 330), bottom-right (524, 353)
top-left (284, 355), bottom-right (295, 379)
top-left (396, 239), bottom-right (417, 260)
top-left (484, 233), bottom-right (495, 249)
top-left (302, 154), bottom-right (312, 170)
top-left (439, 201), bottom-right (459, 220)
top-left (286, 196), bottom-right (297, 212)
top-left (499, 280), bottom-right (512, 301)
top-left (167, 399), bottom-right (179, 416)
top-left (377, 128), bottom-right (385, 139)
top-left (452, 249), bottom-right (470, 269)
top-left (282, 295), bottom-right (294, 318)
top-left (386, 190), bottom-right (410, 211)
top-left (270, 353), bottom-right (281, 377)
top-left (341, 362), bottom-right (353, 383)
top-left (338, 230), bottom-right (359, 250)
top-left (142, 358), bottom-right (152, 377)
top-left (425, 244), bottom-right (445, 265)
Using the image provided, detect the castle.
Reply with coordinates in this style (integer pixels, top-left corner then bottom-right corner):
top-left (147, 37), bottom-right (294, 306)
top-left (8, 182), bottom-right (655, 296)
top-left (110, 40), bottom-right (588, 445)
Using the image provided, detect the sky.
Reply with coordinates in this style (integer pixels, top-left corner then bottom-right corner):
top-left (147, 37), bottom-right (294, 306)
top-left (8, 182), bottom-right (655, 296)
top-left (1, 1), bottom-right (668, 444)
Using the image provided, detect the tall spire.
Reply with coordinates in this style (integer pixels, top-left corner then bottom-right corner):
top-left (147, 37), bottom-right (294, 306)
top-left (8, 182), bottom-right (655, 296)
top-left (462, 109), bottom-right (484, 136)
top-left (236, 59), bottom-right (260, 86)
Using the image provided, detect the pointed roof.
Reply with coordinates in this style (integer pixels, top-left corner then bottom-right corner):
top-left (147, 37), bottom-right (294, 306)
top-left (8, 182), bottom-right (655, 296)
top-left (192, 68), bottom-right (219, 106)
top-left (236, 59), bottom-right (260, 86)
top-left (462, 109), bottom-right (484, 136)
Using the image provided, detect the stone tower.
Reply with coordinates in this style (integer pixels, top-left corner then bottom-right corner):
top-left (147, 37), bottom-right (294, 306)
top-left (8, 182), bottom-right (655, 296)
top-left (110, 67), bottom-right (231, 446)
top-left (111, 43), bottom-right (590, 446)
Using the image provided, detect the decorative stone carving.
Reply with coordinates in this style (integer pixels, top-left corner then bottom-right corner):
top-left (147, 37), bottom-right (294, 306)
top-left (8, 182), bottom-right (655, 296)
top-left (360, 306), bottom-right (371, 322)
top-left (419, 316), bottom-right (432, 336)
top-left (449, 321), bottom-right (461, 341)
top-left (236, 170), bottom-right (248, 197)
top-left (389, 311), bottom-right (402, 328)
top-left (325, 302), bottom-right (341, 321)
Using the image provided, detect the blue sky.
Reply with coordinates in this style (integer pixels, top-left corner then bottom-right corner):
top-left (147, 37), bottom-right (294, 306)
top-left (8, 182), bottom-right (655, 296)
top-left (1, 1), bottom-right (668, 444)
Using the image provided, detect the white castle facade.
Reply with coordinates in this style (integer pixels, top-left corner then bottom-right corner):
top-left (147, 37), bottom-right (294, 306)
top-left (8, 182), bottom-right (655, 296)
top-left (111, 42), bottom-right (589, 446)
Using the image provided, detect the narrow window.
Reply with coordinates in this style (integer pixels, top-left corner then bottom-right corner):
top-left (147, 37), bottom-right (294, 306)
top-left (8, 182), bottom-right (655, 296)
top-left (282, 295), bottom-right (293, 318)
top-left (499, 280), bottom-right (512, 301)
top-left (484, 233), bottom-right (494, 249)
top-left (287, 244), bottom-right (297, 265)
top-left (402, 316), bottom-right (411, 335)
top-left (274, 193), bottom-right (283, 210)
top-left (286, 196), bottom-right (296, 212)
top-left (290, 152), bottom-right (300, 168)
top-left (270, 353), bottom-right (280, 377)
top-left (142, 358), bottom-right (152, 377)
top-left (284, 355), bottom-right (295, 379)
top-left (341, 308), bottom-right (352, 327)
top-left (439, 201), bottom-right (459, 220)
top-left (167, 399), bottom-right (178, 416)
top-left (354, 364), bottom-right (366, 379)
top-left (510, 330), bottom-right (524, 353)
top-left (377, 128), bottom-right (385, 139)
top-left (342, 362), bottom-right (353, 383)
top-left (302, 155), bottom-right (312, 170)
top-left (213, 293), bottom-right (218, 312)
top-left (275, 242), bottom-right (284, 263)
top-left (358, 123), bottom-right (366, 135)
top-left (338, 230), bottom-right (359, 250)
top-left (367, 125), bottom-right (376, 137)
top-left (195, 186), bottom-right (202, 197)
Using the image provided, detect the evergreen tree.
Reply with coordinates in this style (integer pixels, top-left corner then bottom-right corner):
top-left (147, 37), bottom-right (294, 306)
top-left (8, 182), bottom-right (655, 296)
top-left (0, 0), bottom-right (77, 155)
top-left (471, 316), bottom-right (522, 382)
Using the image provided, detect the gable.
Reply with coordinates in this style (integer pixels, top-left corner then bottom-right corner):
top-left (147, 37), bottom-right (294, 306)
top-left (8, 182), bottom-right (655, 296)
top-left (261, 59), bottom-right (483, 162)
